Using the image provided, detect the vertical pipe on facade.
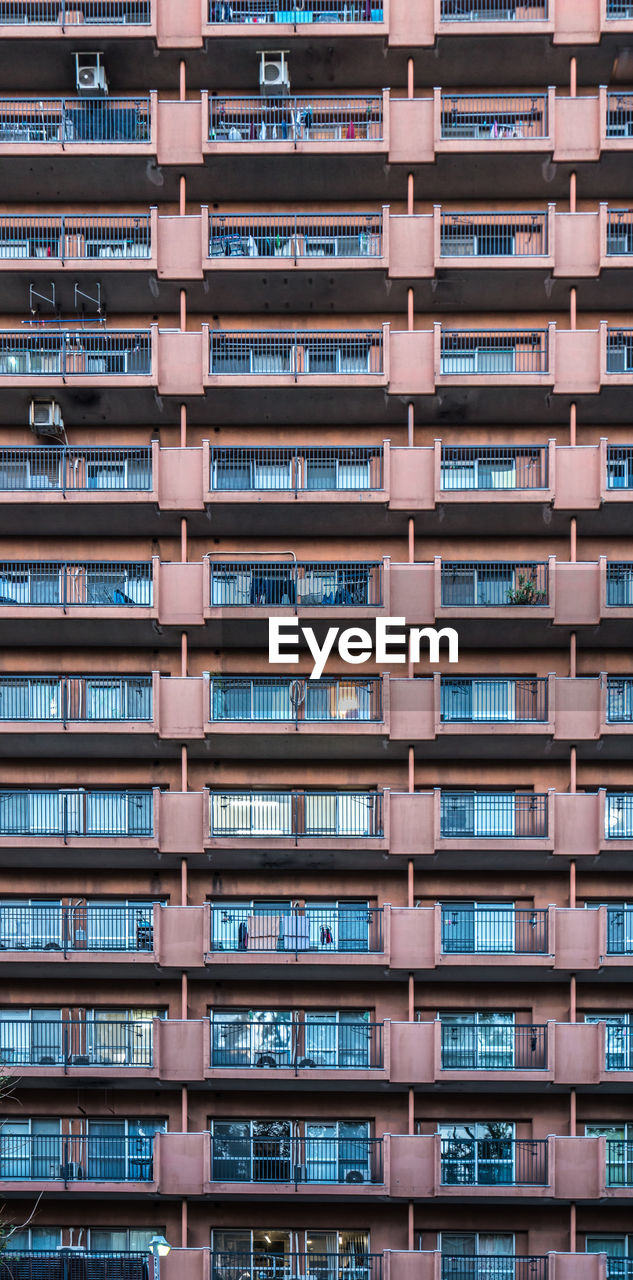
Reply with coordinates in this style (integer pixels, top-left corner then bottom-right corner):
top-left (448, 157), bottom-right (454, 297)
top-left (180, 289), bottom-right (187, 331)
top-left (407, 174), bottom-right (414, 216)
top-left (570, 56), bottom-right (577, 98)
top-left (408, 1087), bottom-right (414, 1133)
top-left (569, 172), bottom-right (577, 213)
top-left (570, 746), bottom-right (577, 794)
top-left (569, 1202), bottom-right (577, 1251)
top-left (181, 1087), bottom-right (188, 1132)
top-left (569, 859), bottom-right (576, 909)
top-left (181, 745), bottom-right (188, 792)
top-left (407, 57), bottom-right (414, 99)
top-left (181, 856), bottom-right (188, 906)
top-left (180, 403), bottom-right (187, 448)
top-left (407, 1203), bottom-right (414, 1250)
top-left (570, 632), bottom-right (577, 678)
top-left (179, 59), bottom-right (186, 101)
top-left (179, 176), bottom-right (187, 217)
top-left (407, 288), bottom-right (414, 331)
top-left (570, 1088), bottom-right (577, 1136)
top-left (181, 971), bottom-right (188, 1019)
top-left (570, 973), bottom-right (576, 1022)
top-left (570, 401), bottom-right (576, 446)
top-left (570, 287), bottom-right (577, 331)
top-left (181, 633), bottom-right (188, 678)
top-left (181, 1197), bottom-right (188, 1248)
top-left (181, 518), bottom-right (188, 564)
top-left (407, 860), bottom-right (414, 909)
top-left (407, 403), bottom-right (414, 447)
top-left (570, 517), bottom-right (577, 563)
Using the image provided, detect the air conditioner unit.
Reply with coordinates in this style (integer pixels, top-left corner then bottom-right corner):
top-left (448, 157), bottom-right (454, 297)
top-left (75, 52), bottom-right (108, 95)
top-left (345, 1168), bottom-right (367, 1183)
top-left (258, 50), bottom-right (290, 93)
top-left (29, 398), bottom-right (66, 442)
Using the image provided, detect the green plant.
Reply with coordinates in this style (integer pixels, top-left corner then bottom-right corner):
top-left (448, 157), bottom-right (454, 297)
top-left (506, 574), bottom-right (545, 606)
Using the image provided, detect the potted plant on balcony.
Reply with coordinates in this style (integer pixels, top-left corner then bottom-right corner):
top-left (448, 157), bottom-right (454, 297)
top-left (506, 574), bottom-right (545, 605)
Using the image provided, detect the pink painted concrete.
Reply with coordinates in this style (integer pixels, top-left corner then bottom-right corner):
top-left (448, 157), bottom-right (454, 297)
top-left (389, 447), bottom-right (435, 509)
top-left (554, 561), bottom-right (601, 626)
top-left (158, 561), bottom-right (206, 626)
top-left (553, 1137), bottom-right (603, 1200)
top-left (389, 1135), bottom-right (435, 1199)
top-left (157, 1019), bottom-right (206, 1081)
top-left (156, 0), bottom-right (203, 46)
top-left (388, 215), bottom-right (434, 279)
top-left (156, 99), bottom-right (204, 166)
top-left (389, 792), bottom-right (435, 857)
top-left (389, 678), bottom-right (435, 741)
top-left (388, 561), bottom-right (435, 622)
top-left (156, 1131), bottom-right (208, 1196)
top-left (554, 445), bottom-right (602, 509)
top-left (157, 216), bottom-right (204, 280)
top-left (554, 213), bottom-right (600, 277)
top-left (159, 676), bottom-right (206, 739)
top-left (388, 99), bottom-right (434, 165)
top-left (156, 906), bottom-right (209, 969)
top-left (389, 1021), bottom-right (436, 1085)
top-left (387, 1254), bottom-right (438, 1280)
top-left (554, 908), bottom-right (601, 971)
top-left (554, 677), bottom-right (601, 741)
top-left (552, 791), bottom-right (603, 858)
top-left (389, 907), bottom-right (436, 970)
top-left (157, 330), bottom-right (205, 398)
top-left (554, 329), bottom-right (601, 395)
top-left (158, 446), bottom-right (205, 509)
top-left (553, 1021), bottom-right (601, 1085)
top-left (158, 791), bottom-right (206, 854)
top-left (554, 96), bottom-right (601, 162)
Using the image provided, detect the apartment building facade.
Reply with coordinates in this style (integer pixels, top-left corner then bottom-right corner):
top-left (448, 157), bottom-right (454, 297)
top-left (1, 4), bottom-right (633, 1280)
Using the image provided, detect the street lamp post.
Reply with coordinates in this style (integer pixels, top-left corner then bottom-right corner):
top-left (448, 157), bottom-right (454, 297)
top-left (149, 1236), bottom-right (171, 1280)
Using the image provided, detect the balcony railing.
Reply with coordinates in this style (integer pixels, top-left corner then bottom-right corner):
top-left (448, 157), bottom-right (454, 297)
top-left (0, 1252), bottom-right (149, 1280)
top-left (208, 1), bottom-right (383, 21)
top-left (607, 907), bottom-right (633, 954)
top-left (607, 563), bottom-right (633, 605)
top-left (440, 1022), bottom-right (548, 1070)
top-left (607, 329), bottom-right (633, 372)
top-left (210, 904), bottom-right (383, 953)
top-left (0, 904), bottom-right (154, 951)
top-left (607, 446), bottom-right (633, 489)
top-left (0, 675), bottom-right (153, 721)
top-left (440, 212), bottom-right (548, 257)
top-left (441, 561), bottom-right (549, 607)
top-left (0, 3), bottom-right (151, 22)
top-left (211, 1019), bottom-right (383, 1069)
top-left (440, 330), bottom-right (549, 375)
top-left (0, 447), bottom-right (152, 491)
top-left (210, 561), bottom-right (382, 606)
top-left (211, 1135), bottom-right (383, 1184)
top-left (0, 98), bottom-right (151, 143)
top-left (211, 1255), bottom-right (382, 1280)
top-left (440, 93), bottom-right (548, 139)
top-left (440, 1137), bottom-right (548, 1186)
top-left (606, 210), bottom-right (633, 255)
top-left (607, 1140), bottom-right (633, 1185)
top-left (440, 1), bottom-right (548, 18)
top-left (440, 790), bottom-right (548, 838)
top-left (440, 445), bottom-right (548, 489)
top-left (606, 1265), bottom-right (633, 1280)
top-left (0, 561), bottom-right (152, 606)
top-left (209, 95), bottom-right (383, 143)
top-left (0, 332), bottom-right (151, 376)
top-left (210, 676), bottom-right (382, 723)
top-left (209, 791), bottom-right (383, 837)
top-left (0, 1018), bottom-right (153, 1067)
top-left (210, 213), bottom-right (383, 258)
top-left (210, 445), bottom-right (383, 491)
top-left (441, 906), bottom-right (549, 954)
top-left (440, 677), bottom-right (548, 723)
top-left (441, 1260), bottom-right (548, 1280)
top-left (0, 1134), bottom-right (154, 1181)
top-left (603, 1025), bottom-right (633, 1071)
top-left (607, 95), bottom-right (633, 138)
top-left (606, 678), bottom-right (633, 722)
top-left (0, 789), bottom-right (154, 837)
top-left (606, 793), bottom-right (633, 839)
top-left (209, 330), bottom-right (383, 375)
top-left (607, 0), bottom-right (633, 14)
top-left (0, 214), bottom-right (151, 259)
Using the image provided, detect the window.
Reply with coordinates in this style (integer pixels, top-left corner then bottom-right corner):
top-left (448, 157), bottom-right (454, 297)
top-left (7, 1228), bottom-right (62, 1251)
top-left (210, 901), bottom-right (373, 954)
top-left (86, 1117), bottom-right (165, 1181)
top-left (210, 1121), bottom-right (371, 1184)
top-left (0, 1008), bottom-right (62, 1067)
top-left (441, 903), bottom-right (516, 954)
top-left (587, 1237), bottom-right (632, 1279)
top-left (210, 1229), bottom-right (371, 1280)
top-left (441, 1234), bottom-right (515, 1280)
top-left (0, 1118), bottom-right (61, 1180)
top-left (584, 1014), bottom-right (633, 1070)
top-left (586, 1125), bottom-right (631, 1186)
top-left (439, 1122), bottom-right (515, 1185)
top-left (440, 1012), bottom-right (515, 1070)
top-left (88, 1229), bottom-right (160, 1252)
top-left (0, 898), bottom-right (62, 949)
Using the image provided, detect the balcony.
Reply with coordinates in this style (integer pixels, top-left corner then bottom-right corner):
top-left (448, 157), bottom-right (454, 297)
top-left (439, 329), bottom-right (549, 376)
top-left (211, 1018), bottom-right (384, 1070)
top-left (207, 0), bottom-right (383, 21)
top-left (440, 210), bottom-right (549, 258)
top-left (440, 791), bottom-right (548, 838)
top-left (209, 1257), bottom-right (382, 1280)
top-left (210, 1134), bottom-right (383, 1186)
top-left (440, 677), bottom-right (548, 724)
top-left (607, 1141), bottom-right (633, 1186)
top-left (210, 903), bottom-right (384, 955)
top-left (0, 97), bottom-right (151, 143)
top-left (441, 1261), bottom-right (548, 1280)
top-left (440, 92), bottom-right (549, 141)
top-left (0, 330), bottom-right (151, 378)
top-left (606, 94), bottom-right (633, 140)
top-left (0, 213), bottom-right (151, 261)
top-left (210, 676), bottom-right (382, 724)
top-left (440, 445), bottom-right (548, 490)
top-left (208, 330), bottom-right (383, 379)
top-left (208, 95), bottom-right (383, 145)
top-left (209, 211), bottom-right (383, 264)
top-left (440, 0), bottom-right (548, 17)
top-left (440, 906), bottom-right (549, 955)
top-left (605, 793), bottom-right (633, 838)
top-left (0, 2), bottom-right (151, 21)
top-left (0, 903), bottom-right (154, 952)
top-left (603, 1025), bottom-right (633, 1071)
top-left (209, 790), bottom-right (384, 838)
top-left (440, 1022), bottom-right (548, 1071)
top-left (0, 675), bottom-right (152, 722)
top-left (440, 1137), bottom-right (548, 1187)
top-left (209, 561), bottom-right (382, 607)
top-left (0, 1133), bottom-right (154, 1182)
top-left (606, 562), bottom-right (633, 604)
top-left (0, 788), bottom-right (154, 837)
top-left (0, 560), bottom-right (152, 606)
top-left (0, 447), bottom-right (152, 493)
top-left (608, 0), bottom-right (633, 13)
top-left (441, 561), bottom-right (549, 607)
top-left (0, 1253), bottom-right (149, 1280)
top-left (607, 906), bottom-right (633, 953)
top-left (210, 445), bottom-right (383, 492)
top-left (0, 1016), bottom-right (154, 1068)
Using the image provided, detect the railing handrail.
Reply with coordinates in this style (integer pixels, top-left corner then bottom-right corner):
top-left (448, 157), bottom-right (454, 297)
top-left (0, 2), bottom-right (152, 23)
top-left (0, 903), bottom-right (156, 953)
